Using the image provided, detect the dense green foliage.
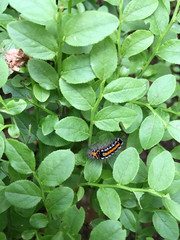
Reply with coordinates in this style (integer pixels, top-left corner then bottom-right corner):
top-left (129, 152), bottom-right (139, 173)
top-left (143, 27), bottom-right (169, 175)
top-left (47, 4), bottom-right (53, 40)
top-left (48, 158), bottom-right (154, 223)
top-left (0, 0), bottom-right (180, 239)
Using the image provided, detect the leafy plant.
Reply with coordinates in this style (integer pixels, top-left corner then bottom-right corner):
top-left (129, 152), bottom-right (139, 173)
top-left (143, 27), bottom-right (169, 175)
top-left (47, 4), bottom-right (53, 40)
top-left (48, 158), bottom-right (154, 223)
top-left (0, 0), bottom-right (180, 239)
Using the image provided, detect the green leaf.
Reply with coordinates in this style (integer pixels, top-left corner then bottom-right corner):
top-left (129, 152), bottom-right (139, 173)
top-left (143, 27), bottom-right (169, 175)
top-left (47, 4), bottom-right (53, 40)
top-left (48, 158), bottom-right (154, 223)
top-left (0, 136), bottom-right (4, 158)
top-left (120, 209), bottom-right (137, 232)
top-left (42, 115), bottom-right (59, 136)
top-left (8, 0), bottom-right (57, 25)
top-left (61, 55), bottom-right (95, 84)
top-left (55, 116), bottom-right (89, 142)
top-left (148, 74), bottom-right (176, 105)
top-left (148, 151), bottom-right (175, 191)
top-left (147, 146), bottom-right (164, 168)
top-left (122, 30), bottom-right (154, 58)
top-left (113, 147), bottom-right (139, 184)
top-left (95, 105), bottom-right (137, 131)
top-left (28, 59), bottom-right (58, 90)
top-left (38, 149), bottom-right (75, 187)
top-left (0, 0), bottom-right (8, 14)
top-left (153, 211), bottom-right (179, 240)
top-left (30, 213), bottom-right (48, 229)
top-left (104, 0), bottom-right (120, 6)
top-left (45, 187), bottom-right (74, 215)
top-left (2, 99), bottom-right (27, 115)
top-left (7, 21), bottom-right (58, 60)
top-left (123, 0), bottom-right (158, 22)
top-left (90, 37), bottom-right (117, 80)
top-left (171, 145), bottom-right (180, 160)
top-left (163, 198), bottom-right (180, 221)
top-left (97, 188), bottom-right (121, 220)
top-left (0, 14), bottom-right (14, 28)
top-left (0, 57), bottom-right (8, 88)
top-left (145, 0), bottom-right (169, 35)
top-left (8, 125), bottom-right (20, 138)
top-left (0, 189), bottom-right (11, 214)
top-left (90, 220), bottom-right (126, 240)
top-left (0, 232), bottom-right (7, 240)
top-left (21, 230), bottom-right (35, 240)
top-left (123, 103), bottom-right (143, 134)
top-left (104, 77), bottom-right (148, 103)
top-left (84, 160), bottom-right (102, 182)
top-left (5, 139), bottom-right (35, 174)
top-left (62, 205), bottom-right (85, 234)
top-left (37, 128), bottom-right (69, 147)
top-left (139, 115), bottom-right (165, 149)
top-left (59, 78), bottom-right (96, 111)
top-left (167, 120), bottom-right (180, 142)
top-left (64, 11), bottom-right (119, 46)
top-left (77, 186), bottom-right (85, 201)
top-left (5, 180), bottom-right (41, 209)
top-left (33, 84), bottom-right (50, 102)
top-left (157, 39), bottom-right (180, 64)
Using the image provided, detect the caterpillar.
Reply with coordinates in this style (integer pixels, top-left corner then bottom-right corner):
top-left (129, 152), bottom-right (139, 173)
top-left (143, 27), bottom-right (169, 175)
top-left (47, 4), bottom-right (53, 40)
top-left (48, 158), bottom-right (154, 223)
top-left (89, 137), bottom-right (123, 160)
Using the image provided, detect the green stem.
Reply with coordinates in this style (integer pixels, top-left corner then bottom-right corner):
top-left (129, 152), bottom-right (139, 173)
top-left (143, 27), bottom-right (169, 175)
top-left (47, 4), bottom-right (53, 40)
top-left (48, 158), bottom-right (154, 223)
top-left (33, 172), bottom-right (52, 221)
top-left (88, 79), bottom-right (106, 146)
top-left (57, 11), bottom-right (63, 79)
top-left (160, 107), bottom-right (180, 117)
top-left (68, 0), bottom-right (72, 14)
top-left (27, 99), bottom-right (56, 115)
top-left (80, 182), bottom-right (165, 198)
top-left (117, 0), bottom-right (124, 78)
top-left (137, 0), bottom-right (180, 78)
top-left (0, 95), bottom-right (7, 109)
top-left (131, 100), bottom-right (167, 127)
top-left (0, 124), bottom-right (14, 132)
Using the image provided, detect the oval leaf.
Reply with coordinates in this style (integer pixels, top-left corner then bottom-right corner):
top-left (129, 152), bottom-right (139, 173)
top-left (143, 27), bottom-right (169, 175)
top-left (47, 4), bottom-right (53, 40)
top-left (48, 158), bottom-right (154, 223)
top-left (62, 55), bottom-right (95, 84)
top-left (167, 120), bottom-right (180, 143)
top-left (157, 39), bottom-right (180, 64)
top-left (84, 160), bottom-right (102, 182)
top-left (64, 11), bottom-right (119, 46)
top-left (148, 151), bottom-right (175, 191)
top-left (60, 78), bottom-right (96, 111)
top-left (38, 149), bottom-right (75, 187)
top-left (153, 211), bottom-right (179, 240)
top-left (163, 198), bottom-right (180, 221)
top-left (7, 21), bottom-right (58, 60)
top-left (95, 105), bottom-right (137, 131)
top-left (90, 37), bottom-right (117, 80)
top-left (104, 77), bottom-right (148, 103)
top-left (55, 116), bottom-right (89, 142)
top-left (45, 187), bottom-right (74, 215)
top-left (5, 180), bottom-right (41, 209)
top-left (97, 188), bottom-right (121, 220)
top-left (113, 147), bottom-right (139, 184)
top-left (139, 115), bottom-right (165, 149)
top-left (148, 74), bottom-right (176, 105)
top-left (90, 220), bottom-right (126, 240)
top-left (122, 30), bottom-right (154, 58)
top-left (123, 0), bottom-right (158, 22)
top-left (28, 59), bottom-right (58, 90)
top-left (9, 0), bottom-right (57, 25)
top-left (33, 84), bottom-right (50, 102)
top-left (5, 139), bottom-right (35, 174)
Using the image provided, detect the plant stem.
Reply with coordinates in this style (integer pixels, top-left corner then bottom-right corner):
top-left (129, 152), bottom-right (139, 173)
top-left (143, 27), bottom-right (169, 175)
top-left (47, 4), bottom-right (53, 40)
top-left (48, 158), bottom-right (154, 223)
top-left (137, 0), bottom-right (180, 78)
top-left (160, 107), bottom-right (180, 117)
top-left (57, 11), bottom-right (63, 79)
top-left (131, 100), bottom-right (167, 127)
top-left (68, 0), bottom-right (72, 14)
top-left (88, 79), bottom-right (106, 146)
top-left (33, 172), bottom-right (52, 221)
top-left (117, 0), bottom-right (124, 78)
top-left (80, 182), bottom-right (165, 198)
top-left (27, 99), bottom-right (56, 115)
top-left (0, 95), bottom-right (7, 109)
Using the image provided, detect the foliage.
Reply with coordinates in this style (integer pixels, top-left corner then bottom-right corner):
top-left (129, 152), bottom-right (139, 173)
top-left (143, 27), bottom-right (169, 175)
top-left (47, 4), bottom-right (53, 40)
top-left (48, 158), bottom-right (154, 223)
top-left (0, 0), bottom-right (180, 239)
